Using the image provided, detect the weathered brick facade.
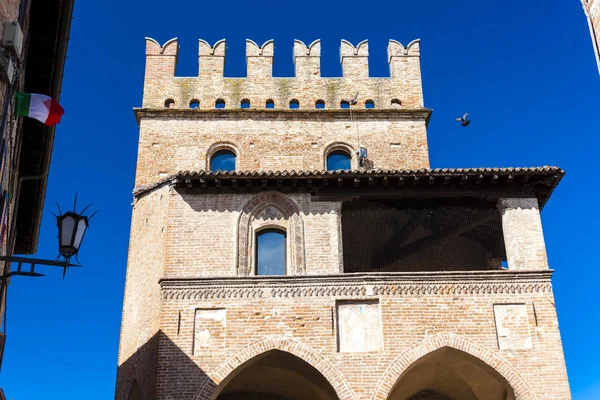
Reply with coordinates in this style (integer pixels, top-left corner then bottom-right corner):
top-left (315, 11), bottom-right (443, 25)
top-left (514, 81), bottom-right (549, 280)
top-left (117, 38), bottom-right (571, 400)
top-left (582, 0), bottom-right (600, 73)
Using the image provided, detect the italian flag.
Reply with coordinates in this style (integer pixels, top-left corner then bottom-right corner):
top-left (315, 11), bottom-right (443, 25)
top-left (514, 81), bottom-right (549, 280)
top-left (15, 93), bottom-right (64, 126)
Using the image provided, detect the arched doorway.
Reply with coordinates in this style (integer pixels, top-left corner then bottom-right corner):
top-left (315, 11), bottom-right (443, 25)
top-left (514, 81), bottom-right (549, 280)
top-left (214, 350), bottom-right (339, 400)
top-left (388, 347), bottom-right (516, 400)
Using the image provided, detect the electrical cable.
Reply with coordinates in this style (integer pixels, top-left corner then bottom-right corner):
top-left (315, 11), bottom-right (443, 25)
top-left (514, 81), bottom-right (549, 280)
top-left (5, 340), bottom-right (113, 371)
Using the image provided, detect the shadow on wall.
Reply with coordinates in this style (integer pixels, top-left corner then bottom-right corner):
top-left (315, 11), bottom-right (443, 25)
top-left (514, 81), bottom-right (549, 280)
top-left (115, 331), bottom-right (209, 400)
top-left (177, 188), bottom-right (338, 216)
top-left (115, 331), bottom-right (341, 400)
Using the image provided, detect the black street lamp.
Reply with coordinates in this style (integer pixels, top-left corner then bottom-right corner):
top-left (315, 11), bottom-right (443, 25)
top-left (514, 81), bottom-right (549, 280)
top-left (0, 202), bottom-right (93, 281)
top-left (0, 201), bottom-right (93, 368)
top-left (57, 211), bottom-right (89, 262)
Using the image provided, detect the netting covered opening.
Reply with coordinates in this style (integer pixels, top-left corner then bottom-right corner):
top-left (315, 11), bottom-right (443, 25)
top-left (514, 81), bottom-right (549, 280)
top-left (215, 350), bottom-right (339, 400)
top-left (341, 200), bottom-right (506, 273)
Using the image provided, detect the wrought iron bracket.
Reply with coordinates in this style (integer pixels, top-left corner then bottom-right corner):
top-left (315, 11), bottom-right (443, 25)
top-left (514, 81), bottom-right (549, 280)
top-left (0, 255), bottom-right (79, 281)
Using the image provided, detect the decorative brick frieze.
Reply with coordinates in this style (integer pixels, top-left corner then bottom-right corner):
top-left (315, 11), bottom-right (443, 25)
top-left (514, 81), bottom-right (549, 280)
top-left (160, 271), bottom-right (554, 300)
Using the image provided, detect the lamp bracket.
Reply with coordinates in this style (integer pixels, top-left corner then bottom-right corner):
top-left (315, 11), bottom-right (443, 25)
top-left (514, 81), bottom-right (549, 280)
top-left (0, 255), bottom-right (80, 282)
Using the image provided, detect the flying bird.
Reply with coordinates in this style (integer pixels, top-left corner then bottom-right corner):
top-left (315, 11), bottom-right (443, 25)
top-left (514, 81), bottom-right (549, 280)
top-left (456, 112), bottom-right (470, 127)
top-left (342, 92), bottom-right (359, 105)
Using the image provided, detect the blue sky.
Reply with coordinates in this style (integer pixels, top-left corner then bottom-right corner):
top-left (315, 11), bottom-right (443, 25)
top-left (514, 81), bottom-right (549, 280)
top-left (0, 0), bottom-right (599, 398)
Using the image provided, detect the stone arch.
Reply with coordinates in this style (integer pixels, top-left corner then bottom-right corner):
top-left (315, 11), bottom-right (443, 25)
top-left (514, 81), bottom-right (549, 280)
top-left (205, 141), bottom-right (241, 171)
top-left (371, 333), bottom-right (536, 400)
top-left (193, 337), bottom-right (357, 400)
top-left (237, 192), bottom-right (305, 275)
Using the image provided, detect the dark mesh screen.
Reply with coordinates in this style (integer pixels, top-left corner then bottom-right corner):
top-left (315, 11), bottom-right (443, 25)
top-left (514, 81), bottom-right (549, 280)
top-left (341, 200), bottom-right (506, 273)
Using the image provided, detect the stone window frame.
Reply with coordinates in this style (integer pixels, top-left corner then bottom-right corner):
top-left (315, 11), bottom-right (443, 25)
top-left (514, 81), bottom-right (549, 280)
top-left (323, 142), bottom-right (356, 171)
top-left (205, 142), bottom-right (241, 172)
top-left (237, 192), bottom-right (306, 276)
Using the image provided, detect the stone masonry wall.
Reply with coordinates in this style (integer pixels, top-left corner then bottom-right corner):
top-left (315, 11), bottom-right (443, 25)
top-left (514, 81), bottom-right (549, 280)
top-left (155, 274), bottom-right (571, 400)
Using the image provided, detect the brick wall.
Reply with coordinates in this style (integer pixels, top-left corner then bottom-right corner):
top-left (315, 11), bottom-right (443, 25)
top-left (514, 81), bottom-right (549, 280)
top-left (116, 36), bottom-right (571, 400)
top-left (164, 191), bottom-right (342, 277)
top-left (141, 38), bottom-right (423, 110)
top-left (116, 185), bottom-right (170, 400)
top-left (134, 115), bottom-right (429, 187)
top-left (155, 273), bottom-right (570, 400)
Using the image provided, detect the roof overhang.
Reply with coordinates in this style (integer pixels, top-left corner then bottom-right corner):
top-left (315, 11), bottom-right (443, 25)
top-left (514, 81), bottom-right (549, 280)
top-left (14, 0), bottom-right (75, 254)
top-left (133, 107), bottom-right (433, 126)
top-left (134, 166), bottom-right (564, 209)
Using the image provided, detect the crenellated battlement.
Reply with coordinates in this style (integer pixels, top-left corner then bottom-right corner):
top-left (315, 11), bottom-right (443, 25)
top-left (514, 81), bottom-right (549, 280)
top-left (142, 38), bottom-right (424, 110)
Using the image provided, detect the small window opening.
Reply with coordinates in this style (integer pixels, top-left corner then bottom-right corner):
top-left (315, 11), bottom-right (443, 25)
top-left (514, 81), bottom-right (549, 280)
top-left (215, 99), bottom-right (226, 109)
top-left (256, 229), bottom-right (286, 276)
top-left (327, 150), bottom-right (352, 171)
top-left (241, 99), bottom-right (250, 109)
top-left (391, 99), bottom-right (401, 108)
top-left (289, 99), bottom-right (299, 109)
top-left (266, 99), bottom-right (275, 109)
top-left (315, 100), bottom-right (325, 109)
top-left (164, 99), bottom-right (175, 108)
top-left (340, 100), bottom-right (350, 109)
top-left (189, 99), bottom-right (200, 109)
top-left (210, 150), bottom-right (236, 172)
top-left (365, 100), bottom-right (375, 109)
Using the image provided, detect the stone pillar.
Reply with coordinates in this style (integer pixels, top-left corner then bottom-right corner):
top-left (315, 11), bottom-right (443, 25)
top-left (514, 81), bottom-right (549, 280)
top-left (498, 198), bottom-right (549, 271)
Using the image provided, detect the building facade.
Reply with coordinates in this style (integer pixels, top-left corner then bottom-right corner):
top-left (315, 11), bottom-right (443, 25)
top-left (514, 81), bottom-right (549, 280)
top-left (117, 37), bottom-right (571, 400)
top-left (582, 0), bottom-right (600, 73)
top-left (0, 0), bottom-right (74, 369)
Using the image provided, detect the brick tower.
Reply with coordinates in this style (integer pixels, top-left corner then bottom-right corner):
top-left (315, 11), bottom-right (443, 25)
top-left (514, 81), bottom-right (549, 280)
top-left (116, 37), bottom-right (571, 400)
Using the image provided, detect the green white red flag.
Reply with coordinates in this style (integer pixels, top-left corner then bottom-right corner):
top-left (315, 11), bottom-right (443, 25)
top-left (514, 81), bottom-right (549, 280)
top-left (15, 93), bottom-right (64, 126)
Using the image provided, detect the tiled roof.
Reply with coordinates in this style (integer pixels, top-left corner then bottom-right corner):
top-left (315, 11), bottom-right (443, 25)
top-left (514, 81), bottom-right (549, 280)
top-left (175, 166), bottom-right (563, 178)
top-left (134, 166), bottom-right (564, 208)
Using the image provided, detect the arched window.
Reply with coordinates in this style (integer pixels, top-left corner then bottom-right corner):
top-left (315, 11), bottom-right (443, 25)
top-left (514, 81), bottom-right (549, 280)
top-left (127, 381), bottom-right (142, 400)
top-left (365, 100), bottom-right (374, 109)
top-left (164, 99), bottom-right (175, 108)
top-left (210, 150), bottom-right (236, 172)
top-left (327, 150), bottom-right (352, 171)
top-left (189, 99), bottom-right (200, 109)
top-left (315, 100), bottom-right (325, 109)
top-left (241, 99), bottom-right (250, 109)
top-left (256, 229), bottom-right (286, 276)
top-left (289, 99), bottom-right (299, 109)
top-left (340, 100), bottom-right (350, 109)
top-left (391, 99), bottom-right (401, 108)
top-left (266, 99), bottom-right (275, 109)
top-left (215, 99), bottom-right (226, 109)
